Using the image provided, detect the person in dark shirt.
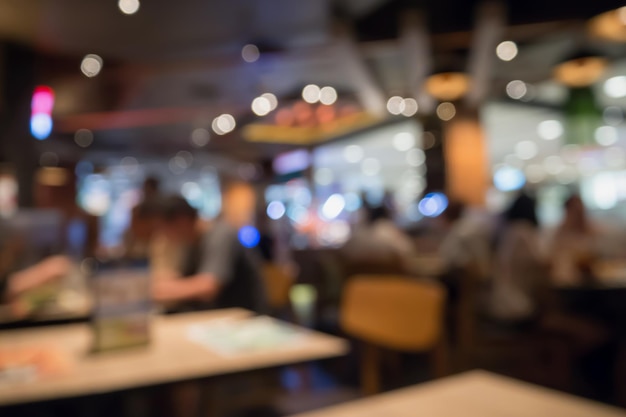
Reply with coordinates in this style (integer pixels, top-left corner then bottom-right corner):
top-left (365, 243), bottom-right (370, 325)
top-left (151, 196), bottom-right (267, 313)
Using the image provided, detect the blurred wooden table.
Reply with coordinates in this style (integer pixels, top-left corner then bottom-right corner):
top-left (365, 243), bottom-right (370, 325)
top-left (291, 370), bottom-right (626, 417)
top-left (0, 308), bottom-right (348, 407)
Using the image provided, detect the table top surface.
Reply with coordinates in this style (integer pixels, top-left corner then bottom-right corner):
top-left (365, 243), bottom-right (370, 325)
top-left (292, 370), bottom-right (626, 417)
top-left (0, 309), bottom-right (347, 407)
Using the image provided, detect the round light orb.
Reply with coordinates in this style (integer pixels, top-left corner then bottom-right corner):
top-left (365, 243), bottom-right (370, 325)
top-left (241, 44), bottom-right (260, 63)
top-left (496, 41), bottom-right (518, 61)
top-left (80, 54), bottom-right (103, 78)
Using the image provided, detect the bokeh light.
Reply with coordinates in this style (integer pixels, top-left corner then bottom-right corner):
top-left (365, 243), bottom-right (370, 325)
top-left (191, 128), bottom-right (210, 147)
top-left (242, 44), bottom-right (260, 63)
top-left (212, 114), bottom-right (236, 135)
top-left (506, 80), bottom-right (527, 100)
top-left (392, 132), bottom-right (415, 152)
top-left (267, 201), bottom-right (286, 220)
top-left (319, 86), bottom-right (338, 105)
top-left (80, 54), bottom-right (103, 78)
top-left (493, 166), bottom-right (526, 191)
top-left (436, 102), bottom-right (456, 121)
top-left (252, 96), bottom-right (272, 116)
top-left (401, 98), bottom-right (418, 117)
top-left (31, 114), bottom-right (53, 140)
top-left (418, 193), bottom-right (448, 217)
top-left (261, 93), bottom-right (278, 111)
top-left (238, 226), bottom-right (260, 248)
top-left (406, 148), bottom-right (426, 167)
top-left (361, 158), bottom-right (380, 176)
top-left (514, 140), bottom-right (538, 160)
top-left (321, 194), bottom-right (346, 220)
top-left (537, 120), bottom-right (563, 140)
top-left (595, 125), bottom-right (619, 146)
top-left (386, 96), bottom-right (405, 115)
top-left (314, 167), bottom-right (334, 185)
top-left (496, 41), bottom-right (518, 61)
top-left (75, 129), bottom-right (94, 148)
top-left (604, 76), bottom-right (626, 98)
top-left (302, 84), bottom-right (321, 104)
top-left (118, 0), bottom-right (140, 14)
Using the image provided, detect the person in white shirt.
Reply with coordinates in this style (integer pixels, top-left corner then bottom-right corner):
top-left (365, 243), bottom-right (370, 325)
top-left (488, 193), bottom-right (549, 323)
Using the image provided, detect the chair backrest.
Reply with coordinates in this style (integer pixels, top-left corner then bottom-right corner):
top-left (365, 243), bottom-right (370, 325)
top-left (262, 263), bottom-right (294, 310)
top-left (341, 276), bottom-right (446, 352)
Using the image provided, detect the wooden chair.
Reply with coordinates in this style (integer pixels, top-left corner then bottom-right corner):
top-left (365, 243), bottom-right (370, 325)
top-left (340, 276), bottom-right (447, 395)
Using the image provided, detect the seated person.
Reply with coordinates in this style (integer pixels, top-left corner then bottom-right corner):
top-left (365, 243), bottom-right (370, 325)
top-left (1, 255), bottom-right (73, 318)
top-left (151, 196), bottom-right (267, 313)
top-left (549, 195), bottom-right (598, 286)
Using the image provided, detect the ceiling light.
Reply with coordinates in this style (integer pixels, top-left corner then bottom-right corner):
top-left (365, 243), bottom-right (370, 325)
top-left (425, 72), bottom-right (470, 101)
top-left (554, 55), bottom-right (607, 87)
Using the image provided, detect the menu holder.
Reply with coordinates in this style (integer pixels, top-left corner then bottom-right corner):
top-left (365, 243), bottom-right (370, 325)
top-left (90, 267), bottom-right (152, 353)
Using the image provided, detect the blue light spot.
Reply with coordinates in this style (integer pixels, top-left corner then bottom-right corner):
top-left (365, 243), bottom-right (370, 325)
top-left (418, 192), bottom-right (448, 217)
top-left (31, 113), bottom-right (53, 140)
top-left (238, 225), bottom-right (260, 248)
top-left (494, 166), bottom-right (526, 192)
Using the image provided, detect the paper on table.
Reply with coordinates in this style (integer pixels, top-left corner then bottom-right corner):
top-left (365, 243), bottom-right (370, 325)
top-left (187, 316), bottom-right (307, 356)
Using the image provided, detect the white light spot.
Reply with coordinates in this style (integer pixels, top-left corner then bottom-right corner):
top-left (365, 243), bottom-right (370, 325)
top-left (74, 129), bottom-right (94, 148)
top-left (118, 0), bottom-right (140, 14)
top-left (393, 132), bottom-right (415, 152)
top-left (212, 114), bottom-right (236, 135)
top-left (496, 41), bottom-right (518, 61)
top-left (543, 155), bottom-right (565, 175)
top-left (261, 93), bottom-right (278, 111)
top-left (436, 102), bottom-right (456, 121)
top-left (191, 128), bottom-right (210, 147)
top-left (506, 80), bottom-right (527, 100)
top-left (319, 86), bottom-right (338, 105)
top-left (302, 84), bottom-right (321, 104)
top-left (401, 98), bottom-right (418, 116)
top-left (604, 76), bottom-right (626, 98)
top-left (321, 194), bottom-right (345, 220)
top-left (386, 96), bottom-right (405, 115)
top-left (314, 168), bottom-right (334, 185)
top-left (267, 201), bottom-right (286, 220)
top-left (406, 148), bottom-right (426, 167)
top-left (537, 120), bottom-right (563, 140)
top-left (361, 158), bottom-right (380, 176)
top-left (241, 44), bottom-right (260, 63)
top-left (182, 182), bottom-right (202, 203)
top-left (515, 140), bottom-right (538, 160)
top-left (595, 125), bottom-right (619, 146)
top-left (343, 145), bottom-right (364, 163)
top-left (80, 54), bottom-right (103, 77)
top-left (252, 96), bottom-right (272, 116)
